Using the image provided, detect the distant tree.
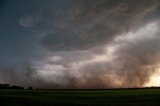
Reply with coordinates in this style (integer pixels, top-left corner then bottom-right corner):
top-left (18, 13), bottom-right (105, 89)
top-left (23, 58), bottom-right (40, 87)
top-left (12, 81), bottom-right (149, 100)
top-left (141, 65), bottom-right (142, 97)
top-left (0, 84), bottom-right (23, 89)
top-left (28, 86), bottom-right (33, 90)
top-left (11, 86), bottom-right (24, 89)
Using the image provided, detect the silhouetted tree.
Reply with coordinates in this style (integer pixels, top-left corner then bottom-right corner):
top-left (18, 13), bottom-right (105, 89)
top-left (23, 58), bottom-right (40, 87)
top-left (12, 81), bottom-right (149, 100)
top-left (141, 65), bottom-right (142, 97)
top-left (28, 86), bottom-right (33, 90)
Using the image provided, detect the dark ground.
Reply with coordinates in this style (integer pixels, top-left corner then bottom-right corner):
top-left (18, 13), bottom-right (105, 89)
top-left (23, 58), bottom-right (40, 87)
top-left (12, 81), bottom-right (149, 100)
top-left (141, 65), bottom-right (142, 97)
top-left (0, 88), bottom-right (160, 106)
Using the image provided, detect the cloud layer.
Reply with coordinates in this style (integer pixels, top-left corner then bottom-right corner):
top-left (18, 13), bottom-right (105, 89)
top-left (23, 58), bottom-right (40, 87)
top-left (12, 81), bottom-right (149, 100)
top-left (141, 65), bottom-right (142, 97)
top-left (33, 21), bottom-right (160, 88)
top-left (41, 0), bottom-right (159, 51)
top-left (1, 0), bottom-right (160, 89)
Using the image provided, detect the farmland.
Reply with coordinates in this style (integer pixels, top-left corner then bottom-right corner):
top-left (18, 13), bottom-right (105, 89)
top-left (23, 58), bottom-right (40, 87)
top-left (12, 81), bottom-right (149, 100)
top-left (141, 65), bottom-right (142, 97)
top-left (0, 88), bottom-right (160, 106)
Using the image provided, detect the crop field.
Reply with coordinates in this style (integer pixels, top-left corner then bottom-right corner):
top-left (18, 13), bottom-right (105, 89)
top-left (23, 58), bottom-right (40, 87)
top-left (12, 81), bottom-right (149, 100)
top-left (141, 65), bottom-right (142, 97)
top-left (0, 88), bottom-right (160, 106)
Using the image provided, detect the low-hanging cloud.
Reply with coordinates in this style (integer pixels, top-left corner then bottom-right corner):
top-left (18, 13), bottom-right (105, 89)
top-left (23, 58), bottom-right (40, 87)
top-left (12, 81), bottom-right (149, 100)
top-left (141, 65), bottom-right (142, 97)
top-left (1, 0), bottom-right (160, 89)
top-left (33, 21), bottom-right (160, 89)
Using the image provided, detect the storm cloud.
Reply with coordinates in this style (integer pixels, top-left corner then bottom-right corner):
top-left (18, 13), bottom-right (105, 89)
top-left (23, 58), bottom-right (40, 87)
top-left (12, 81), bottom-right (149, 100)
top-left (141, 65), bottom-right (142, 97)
top-left (0, 0), bottom-right (160, 89)
top-left (42, 0), bottom-right (159, 51)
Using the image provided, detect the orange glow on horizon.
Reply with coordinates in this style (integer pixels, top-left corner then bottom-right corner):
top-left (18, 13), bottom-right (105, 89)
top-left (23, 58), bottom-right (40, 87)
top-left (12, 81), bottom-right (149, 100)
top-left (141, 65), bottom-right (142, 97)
top-left (145, 71), bottom-right (160, 87)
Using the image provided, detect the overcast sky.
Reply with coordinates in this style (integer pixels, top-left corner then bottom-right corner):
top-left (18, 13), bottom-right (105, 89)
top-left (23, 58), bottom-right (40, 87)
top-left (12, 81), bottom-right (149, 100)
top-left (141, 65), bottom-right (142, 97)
top-left (0, 0), bottom-right (160, 88)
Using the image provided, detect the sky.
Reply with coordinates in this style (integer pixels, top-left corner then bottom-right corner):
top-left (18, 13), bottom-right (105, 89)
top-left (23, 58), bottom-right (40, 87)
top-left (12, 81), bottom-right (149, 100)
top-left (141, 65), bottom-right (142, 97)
top-left (0, 0), bottom-right (160, 89)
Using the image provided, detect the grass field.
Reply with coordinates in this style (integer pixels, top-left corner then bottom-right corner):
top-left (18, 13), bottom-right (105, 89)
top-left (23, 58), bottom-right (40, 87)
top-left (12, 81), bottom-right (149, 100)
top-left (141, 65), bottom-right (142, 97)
top-left (1, 88), bottom-right (160, 106)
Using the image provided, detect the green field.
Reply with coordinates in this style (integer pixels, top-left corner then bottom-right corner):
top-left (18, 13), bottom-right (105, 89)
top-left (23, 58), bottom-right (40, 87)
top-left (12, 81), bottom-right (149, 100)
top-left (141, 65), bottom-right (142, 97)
top-left (1, 88), bottom-right (160, 106)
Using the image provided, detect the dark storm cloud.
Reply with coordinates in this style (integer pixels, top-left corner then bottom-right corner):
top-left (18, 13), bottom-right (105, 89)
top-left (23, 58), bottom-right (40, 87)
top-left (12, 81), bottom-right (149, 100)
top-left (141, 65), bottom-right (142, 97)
top-left (36, 21), bottom-right (160, 89)
top-left (1, 0), bottom-right (160, 89)
top-left (32, 0), bottom-right (160, 88)
top-left (41, 0), bottom-right (159, 51)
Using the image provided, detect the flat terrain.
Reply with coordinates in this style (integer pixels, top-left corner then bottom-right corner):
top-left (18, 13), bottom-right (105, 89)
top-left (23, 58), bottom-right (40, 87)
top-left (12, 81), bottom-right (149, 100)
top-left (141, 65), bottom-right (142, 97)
top-left (0, 88), bottom-right (160, 106)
